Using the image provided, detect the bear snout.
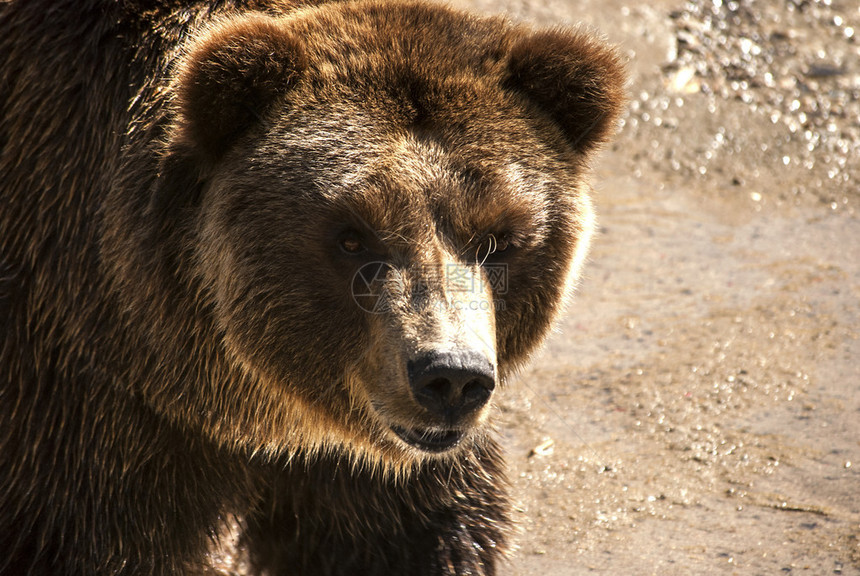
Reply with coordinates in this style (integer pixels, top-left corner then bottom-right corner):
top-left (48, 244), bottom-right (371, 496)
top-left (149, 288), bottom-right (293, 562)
top-left (407, 350), bottom-right (496, 425)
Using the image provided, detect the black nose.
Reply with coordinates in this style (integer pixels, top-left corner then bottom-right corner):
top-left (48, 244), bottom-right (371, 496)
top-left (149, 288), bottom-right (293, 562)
top-left (407, 351), bottom-right (496, 423)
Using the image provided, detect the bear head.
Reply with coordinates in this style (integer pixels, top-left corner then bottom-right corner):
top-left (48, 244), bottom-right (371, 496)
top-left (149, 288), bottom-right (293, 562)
top-left (116, 0), bottom-right (625, 472)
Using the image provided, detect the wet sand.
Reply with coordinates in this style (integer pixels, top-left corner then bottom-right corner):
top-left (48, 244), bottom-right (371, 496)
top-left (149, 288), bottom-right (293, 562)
top-left (452, 0), bottom-right (860, 573)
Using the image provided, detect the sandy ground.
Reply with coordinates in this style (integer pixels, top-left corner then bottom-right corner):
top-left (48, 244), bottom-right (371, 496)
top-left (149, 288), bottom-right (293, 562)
top-left (450, 0), bottom-right (860, 573)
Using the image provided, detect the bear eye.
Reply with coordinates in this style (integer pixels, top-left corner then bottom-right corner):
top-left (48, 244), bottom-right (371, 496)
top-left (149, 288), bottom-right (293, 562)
top-left (338, 231), bottom-right (367, 255)
top-left (493, 234), bottom-right (511, 253)
top-left (475, 233), bottom-right (513, 262)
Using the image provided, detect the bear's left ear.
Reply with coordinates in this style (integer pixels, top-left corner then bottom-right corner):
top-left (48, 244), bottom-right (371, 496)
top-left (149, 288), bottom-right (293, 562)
top-left (504, 29), bottom-right (626, 154)
top-left (174, 15), bottom-right (306, 161)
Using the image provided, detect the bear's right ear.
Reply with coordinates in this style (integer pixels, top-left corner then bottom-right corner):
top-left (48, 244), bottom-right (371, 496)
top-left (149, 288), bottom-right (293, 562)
top-left (175, 15), bottom-right (306, 161)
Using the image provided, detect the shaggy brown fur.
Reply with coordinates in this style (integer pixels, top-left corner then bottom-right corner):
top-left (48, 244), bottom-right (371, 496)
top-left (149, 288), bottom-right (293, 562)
top-left (0, 0), bottom-right (625, 574)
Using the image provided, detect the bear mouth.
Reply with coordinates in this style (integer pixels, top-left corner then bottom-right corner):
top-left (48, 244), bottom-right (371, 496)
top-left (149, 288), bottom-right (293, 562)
top-left (390, 426), bottom-right (464, 453)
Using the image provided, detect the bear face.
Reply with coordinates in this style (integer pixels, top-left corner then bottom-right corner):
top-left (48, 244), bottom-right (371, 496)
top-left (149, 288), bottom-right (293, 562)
top-left (111, 1), bottom-right (624, 471)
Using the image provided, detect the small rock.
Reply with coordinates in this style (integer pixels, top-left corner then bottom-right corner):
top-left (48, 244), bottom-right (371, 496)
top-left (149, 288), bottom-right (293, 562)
top-left (529, 438), bottom-right (555, 457)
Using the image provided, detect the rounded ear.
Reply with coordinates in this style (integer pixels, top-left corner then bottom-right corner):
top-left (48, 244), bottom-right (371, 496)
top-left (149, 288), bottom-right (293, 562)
top-left (175, 14), bottom-right (306, 161)
top-left (504, 29), bottom-right (626, 154)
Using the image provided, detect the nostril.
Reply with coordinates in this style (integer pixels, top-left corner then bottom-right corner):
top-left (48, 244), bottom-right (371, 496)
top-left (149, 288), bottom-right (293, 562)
top-left (425, 378), bottom-right (451, 397)
top-left (462, 377), bottom-right (493, 405)
top-left (416, 378), bottom-right (453, 411)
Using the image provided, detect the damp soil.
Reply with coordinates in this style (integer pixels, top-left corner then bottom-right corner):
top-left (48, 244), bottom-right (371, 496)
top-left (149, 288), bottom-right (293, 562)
top-left (452, 0), bottom-right (860, 573)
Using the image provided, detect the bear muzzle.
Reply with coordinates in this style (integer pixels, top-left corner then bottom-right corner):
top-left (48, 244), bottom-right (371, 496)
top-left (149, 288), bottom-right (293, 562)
top-left (381, 351), bottom-right (495, 454)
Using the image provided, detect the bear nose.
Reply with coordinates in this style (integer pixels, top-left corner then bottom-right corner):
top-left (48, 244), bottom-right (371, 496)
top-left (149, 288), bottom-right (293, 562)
top-left (407, 351), bottom-right (496, 423)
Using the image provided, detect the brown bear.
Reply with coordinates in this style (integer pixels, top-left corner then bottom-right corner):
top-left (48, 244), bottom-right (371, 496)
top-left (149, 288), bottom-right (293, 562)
top-left (0, 0), bottom-right (624, 574)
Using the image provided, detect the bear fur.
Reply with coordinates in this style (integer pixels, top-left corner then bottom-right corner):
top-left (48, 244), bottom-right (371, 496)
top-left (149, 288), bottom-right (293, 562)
top-left (0, 1), bottom-right (625, 574)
